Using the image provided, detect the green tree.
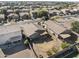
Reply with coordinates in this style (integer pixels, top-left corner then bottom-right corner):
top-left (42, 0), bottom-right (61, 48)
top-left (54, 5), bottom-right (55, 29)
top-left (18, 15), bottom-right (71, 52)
top-left (71, 21), bottom-right (79, 34)
top-left (61, 42), bottom-right (70, 49)
top-left (37, 8), bottom-right (49, 20)
top-left (24, 39), bottom-right (29, 45)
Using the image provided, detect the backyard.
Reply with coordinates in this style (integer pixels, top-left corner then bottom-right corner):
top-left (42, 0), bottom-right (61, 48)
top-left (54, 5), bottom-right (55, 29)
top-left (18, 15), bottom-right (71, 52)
top-left (32, 32), bottom-right (67, 57)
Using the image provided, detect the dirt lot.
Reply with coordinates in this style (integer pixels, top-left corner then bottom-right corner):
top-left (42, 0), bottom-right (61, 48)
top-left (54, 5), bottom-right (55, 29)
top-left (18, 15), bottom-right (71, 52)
top-left (32, 32), bottom-right (63, 57)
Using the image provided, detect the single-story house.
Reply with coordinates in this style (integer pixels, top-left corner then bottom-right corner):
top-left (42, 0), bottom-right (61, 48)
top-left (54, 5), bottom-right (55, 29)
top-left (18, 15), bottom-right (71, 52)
top-left (7, 9), bottom-right (14, 15)
top-left (0, 25), bottom-right (22, 49)
top-left (44, 20), bottom-right (78, 43)
top-left (3, 6), bottom-right (11, 9)
top-left (65, 9), bottom-right (71, 15)
top-left (7, 13), bottom-right (19, 22)
top-left (0, 6), bottom-right (7, 10)
top-left (48, 10), bottom-right (60, 17)
top-left (19, 12), bottom-right (30, 20)
top-left (59, 11), bottom-right (65, 16)
top-left (14, 9), bottom-right (21, 13)
top-left (21, 9), bottom-right (30, 12)
top-left (42, 20), bottom-right (71, 40)
top-left (19, 6), bottom-right (26, 9)
top-left (0, 14), bottom-right (5, 23)
top-left (69, 9), bottom-right (76, 15)
top-left (61, 9), bottom-right (67, 15)
top-left (14, 6), bottom-right (19, 9)
top-left (44, 20), bottom-right (66, 35)
top-left (21, 23), bottom-right (44, 39)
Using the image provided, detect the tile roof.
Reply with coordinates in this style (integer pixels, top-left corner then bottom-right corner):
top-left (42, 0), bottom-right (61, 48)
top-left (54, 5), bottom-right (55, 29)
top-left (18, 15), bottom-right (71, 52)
top-left (45, 20), bottom-right (66, 35)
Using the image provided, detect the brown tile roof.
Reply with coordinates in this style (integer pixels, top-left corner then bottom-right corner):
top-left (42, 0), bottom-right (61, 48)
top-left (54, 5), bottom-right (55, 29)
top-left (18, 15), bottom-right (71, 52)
top-left (45, 20), bottom-right (66, 35)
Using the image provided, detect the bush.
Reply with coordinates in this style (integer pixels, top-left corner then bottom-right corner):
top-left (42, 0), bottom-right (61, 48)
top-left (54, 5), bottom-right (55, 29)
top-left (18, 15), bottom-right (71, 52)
top-left (46, 50), bottom-right (52, 56)
top-left (61, 42), bottom-right (70, 49)
top-left (71, 21), bottom-right (79, 34)
top-left (52, 47), bottom-right (59, 53)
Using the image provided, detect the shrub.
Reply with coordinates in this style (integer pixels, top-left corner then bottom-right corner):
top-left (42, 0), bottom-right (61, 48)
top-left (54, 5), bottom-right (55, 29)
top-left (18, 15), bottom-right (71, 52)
top-left (61, 42), bottom-right (70, 49)
top-left (71, 21), bottom-right (79, 34)
top-left (46, 50), bottom-right (52, 56)
top-left (52, 47), bottom-right (59, 53)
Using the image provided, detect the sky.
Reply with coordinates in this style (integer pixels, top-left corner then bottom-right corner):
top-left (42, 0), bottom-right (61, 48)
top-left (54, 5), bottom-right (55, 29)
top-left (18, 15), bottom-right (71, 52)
top-left (0, 0), bottom-right (79, 2)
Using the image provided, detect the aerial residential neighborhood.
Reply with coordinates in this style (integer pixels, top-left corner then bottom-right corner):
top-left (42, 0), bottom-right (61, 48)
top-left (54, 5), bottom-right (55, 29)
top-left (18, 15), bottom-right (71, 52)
top-left (0, 1), bottom-right (79, 58)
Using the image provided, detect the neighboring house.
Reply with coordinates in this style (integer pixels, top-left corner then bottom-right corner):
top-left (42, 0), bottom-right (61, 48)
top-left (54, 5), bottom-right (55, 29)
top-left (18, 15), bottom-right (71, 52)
top-left (0, 14), bottom-right (5, 23)
top-left (42, 20), bottom-right (71, 40)
top-left (61, 9), bottom-right (67, 15)
top-left (21, 9), bottom-right (30, 13)
top-left (32, 5), bottom-right (40, 8)
top-left (44, 20), bottom-right (66, 36)
top-left (25, 6), bottom-right (30, 9)
top-left (14, 9), bottom-right (21, 13)
top-left (0, 6), bottom-right (6, 10)
top-left (61, 8), bottom-right (79, 15)
top-left (48, 10), bottom-right (59, 17)
top-left (19, 12), bottom-right (30, 20)
top-left (76, 9), bottom-right (79, 14)
top-left (21, 23), bottom-right (44, 39)
top-left (65, 9), bottom-right (71, 15)
top-left (59, 11), bottom-right (65, 16)
top-left (7, 9), bottom-right (14, 15)
top-left (69, 9), bottom-right (76, 15)
top-left (7, 13), bottom-right (19, 22)
top-left (44, 20), bottom-right (78, 43)
top-left (14, 6), bottom-right (19, 9)
top-left (3, 6), bottom-right (11, 9)
top-left (0, 25), bottom-right (22, 49)
top-left (70, 9), bottom-right (78, 15)
top-left (19, 6), bottom-right (26, 9)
